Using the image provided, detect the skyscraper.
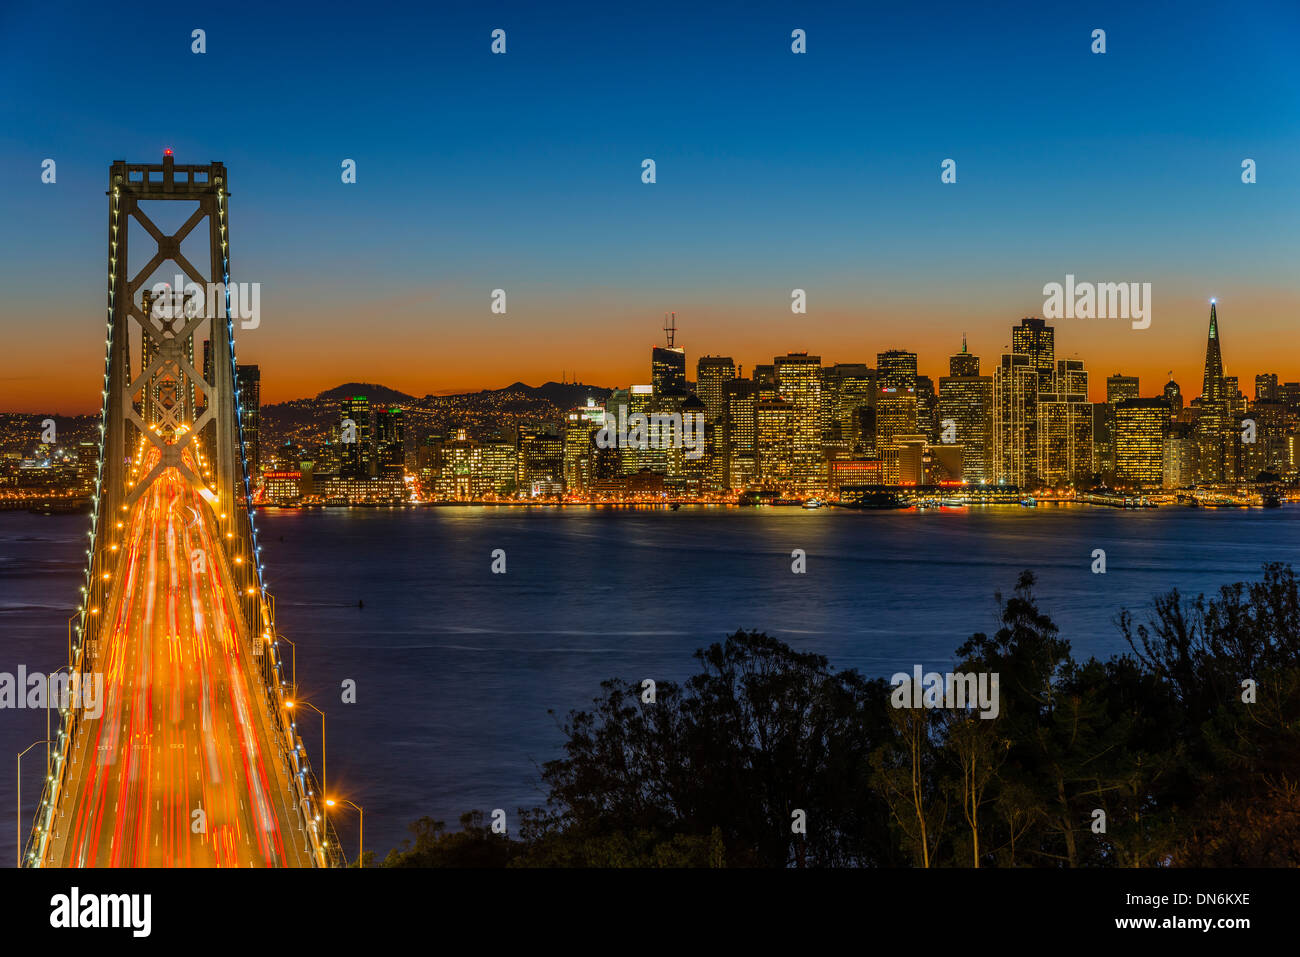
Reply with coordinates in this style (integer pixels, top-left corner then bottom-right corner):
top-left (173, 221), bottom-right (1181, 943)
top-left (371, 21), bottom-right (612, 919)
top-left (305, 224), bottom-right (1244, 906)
top-left (1092, 402), bottom-right (1114, 478)
top-left (830, 363), bottom-right (875, 450)
top-left (1163, 422), bottom-right (1196, 488)
top-left (1194, 301), bottom-right (1231, 483)
top-left (1202, 302), bottom-right (1227, 402)
top-left (877, 350), bottom-right (918, 391)
top-left (374, 405), bottom-right (405, 474)
top-left (818, 364), bottom-right (845, 449)
top-left (939, 341), bottom-right (994, 483)
top-left (1037, 359), bottom-right (1092, 487)
top-left (994, 353), bottom-right (1036, 486)
top-left (753, 364), bottom-right (778, 402)
top-left (564, 400), bottom-right (605, 492)
top-left (624, 384), bottom-right (658, 474)
top-left (651, 346), bottom-right (687, 400)
top-left (916, 375), bottom-right (938, 442)
top-left (436, 429), bottom-right (516, 500)
top-left (1011, 317), bottom-right (1055, 391)
top-left (1279, 382), bottom-right (1300, 416)
top-left (695, 356), bottom-right (736, 425)
top-left (340, 395), bottom-right (371, 479)
top-left (1009, 318), bottom-right (1055, 481)
top-left (774, 353), bottom-right (823, 493)
top-left (1115, 399), bottom-right (1167, 486)
top-left (1225, 375), bottom-right (1246, 417)
top-left (1255, 373), bottom-right (1279, 403)
top-left (1163, 377), bottom-right (1183, 414)
top-left (1093, 374), bottom-right (1138, 478)
top-left (1107, 374), bottom-right (1140, 404)
top-left (1241, 392), bottom-right (1288, 481)
top-left (236, 364), bottom-right (261, 479)
top-left (875, 351), bottom-right (918, 468)
top-left (756, 399), bottom-right (794, 487)
top-left (724, 378), bottom-right (758, 489)
top-left (949, 335), bottom-right (980, 377)
top-left (697, 356), bottom-right (737, 491)
top-left (518, 425), bottom-right (565, 496)
top-left (875, 387), bottom-right (918, 448)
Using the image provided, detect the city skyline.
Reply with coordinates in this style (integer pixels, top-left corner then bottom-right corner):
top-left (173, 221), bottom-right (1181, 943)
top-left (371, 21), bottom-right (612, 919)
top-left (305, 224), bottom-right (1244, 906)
top-left (9, 298), bottom-right (1299, 503)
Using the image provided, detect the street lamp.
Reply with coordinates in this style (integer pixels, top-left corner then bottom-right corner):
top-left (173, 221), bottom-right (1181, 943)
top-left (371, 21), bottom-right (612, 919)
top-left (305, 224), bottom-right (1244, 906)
top-left (325, 798), bottom-right (365, 867)
top-left (17, 740), bottom-right (51, 867)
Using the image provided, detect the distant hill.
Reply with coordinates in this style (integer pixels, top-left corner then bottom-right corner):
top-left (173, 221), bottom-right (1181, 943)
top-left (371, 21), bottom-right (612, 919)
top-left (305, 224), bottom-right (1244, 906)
top-left (260, 380), bottom-right (614, 449)
top-left (316, 383), bottom-right (416, 405)
top-left (474, 381), bottom-right (612, 408)
top-left (308, 381), bottom-right (610, 408)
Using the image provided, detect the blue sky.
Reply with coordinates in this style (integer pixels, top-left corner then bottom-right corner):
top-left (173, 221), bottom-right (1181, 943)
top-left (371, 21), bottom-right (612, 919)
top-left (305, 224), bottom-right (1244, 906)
top-left (2, 0), bottom-right (1298, 408)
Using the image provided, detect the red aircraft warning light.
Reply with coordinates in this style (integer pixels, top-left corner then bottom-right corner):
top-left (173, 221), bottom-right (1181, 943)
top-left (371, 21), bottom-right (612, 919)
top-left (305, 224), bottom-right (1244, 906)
top-left (163, 148), bottom-right (173, 156)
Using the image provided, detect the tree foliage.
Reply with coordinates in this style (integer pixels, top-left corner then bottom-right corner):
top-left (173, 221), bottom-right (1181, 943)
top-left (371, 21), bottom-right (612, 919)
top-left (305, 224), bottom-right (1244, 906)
top-left (383, 564), bottom-right (1300, 867)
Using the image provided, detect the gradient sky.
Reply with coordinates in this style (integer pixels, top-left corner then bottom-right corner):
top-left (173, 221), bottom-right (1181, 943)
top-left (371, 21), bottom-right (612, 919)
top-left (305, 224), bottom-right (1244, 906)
top-left (2, 0), bottom-right (1298, 412)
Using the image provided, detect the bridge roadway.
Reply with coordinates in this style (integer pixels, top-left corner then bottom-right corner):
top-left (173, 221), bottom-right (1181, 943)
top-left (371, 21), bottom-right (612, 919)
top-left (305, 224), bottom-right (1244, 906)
top-left (42, 451), bottom-right (312, 866)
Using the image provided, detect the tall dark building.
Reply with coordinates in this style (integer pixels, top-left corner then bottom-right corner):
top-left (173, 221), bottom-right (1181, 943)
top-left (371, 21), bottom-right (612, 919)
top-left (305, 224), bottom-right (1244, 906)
top-left (1011, 317), bottom-right (1055, 391)
top-left (375, 406), bottom-right (405, 474)
top-left (696, 356), bottom-right (737, 491)
top-left (235, 364), bottom-right (261, 479)
top-left (774, 353), bottom-right (824, 493)
top-left (518, 425), bottom-right (565, 495)
top-left (916, 375), bottom-right (938, 442)
top-left (651, 347), bottom-right (687, 400)
top-left (994, 352), bottom-right (1037, 485)
top-left (949, 335), bottom-right (980, 377)
top-left (1107, 375), bottom-right (1139, 403)
top-left (1037, 359), bottom-right (1093, 487)
top-left (829, 363), bottom-right (874, 448)
top-left (724, 378), bottom-right (759, 488)
top-left (939, 336), bottom-right (994, 483)
top-left (1115, 398), bottom-right (1167, 487)
top-left (696, 356), bottom-right (736, 425)
top-left (1000, 318), bottom-right (1055, 484)
top-left (340, 395), bottom-right (372, 479)
top-left (1202, 301), bottom-right (1227, 402)
top-left (1093, 375), bottom-right (1138, 477)
top-left (1163, 377), bottom-right (1183, 414)
top-left (1279, 381), bottom-right (1300, 416)
top-left (877, 350), bottom-right (918, 391)
top-left (1195, 301), bottom-right (1232, 483)
top-left (1255, 373), bottom-right (1279, 403)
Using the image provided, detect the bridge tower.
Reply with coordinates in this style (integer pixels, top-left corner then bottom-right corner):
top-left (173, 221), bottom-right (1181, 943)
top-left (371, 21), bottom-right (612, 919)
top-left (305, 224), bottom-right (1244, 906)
top-left (23, 154), bottom-right (340, 867)
top-left (89, 152), bottom-right (270, 664)
top-left (100, 155), bottom-right (246, 573)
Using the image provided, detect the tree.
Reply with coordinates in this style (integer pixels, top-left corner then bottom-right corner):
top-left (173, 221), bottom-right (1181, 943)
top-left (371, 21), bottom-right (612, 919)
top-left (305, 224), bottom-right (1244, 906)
top-left (538, 630), bottom-right (897, 866)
